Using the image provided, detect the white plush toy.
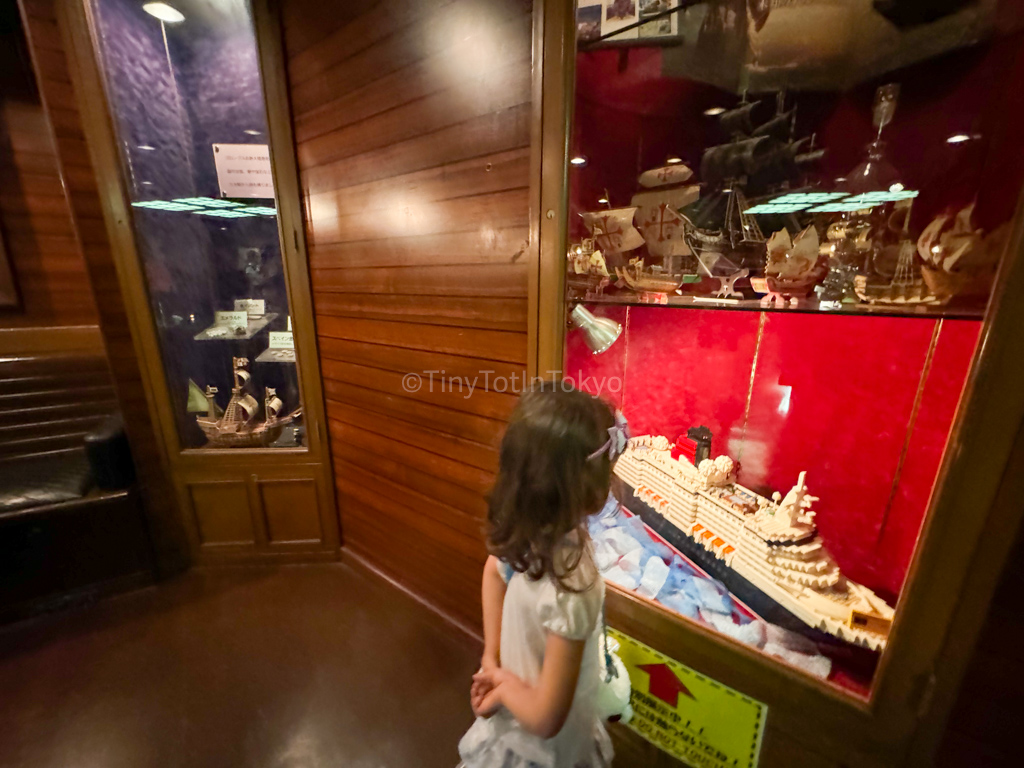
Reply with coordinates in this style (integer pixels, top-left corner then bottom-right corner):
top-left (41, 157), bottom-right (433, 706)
top-left (595, 633), bottom-right (633, 724)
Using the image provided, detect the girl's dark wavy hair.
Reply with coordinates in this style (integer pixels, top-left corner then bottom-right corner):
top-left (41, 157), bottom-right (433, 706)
top-left (487, 380), bottom-right (615, 592)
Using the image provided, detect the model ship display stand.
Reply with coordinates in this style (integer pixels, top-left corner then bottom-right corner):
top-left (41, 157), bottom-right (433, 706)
top-left (613, 431), bottom-right (894, 653)
top-left (188, 356), bottom-right (301, 448)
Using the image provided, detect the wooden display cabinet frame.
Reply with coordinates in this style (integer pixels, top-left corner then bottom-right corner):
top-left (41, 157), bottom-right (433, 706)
top-left (529, 1), bottom-right (1024, 765)
top-left (55, 0), bottom-right (338, 564)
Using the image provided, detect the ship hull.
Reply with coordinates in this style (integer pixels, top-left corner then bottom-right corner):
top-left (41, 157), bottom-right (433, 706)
top-left (612, 476), bottom-right (882, 664)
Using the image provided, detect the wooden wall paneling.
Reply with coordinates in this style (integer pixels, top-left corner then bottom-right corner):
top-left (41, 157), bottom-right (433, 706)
top-left (21, 0), bottom-right (191, 575)
top-left (280, 0), bottom-right (534, 631)
top-left (0, 21), bottom-right (98, 327)
top-left (259, 478), bottom-right (322, 544)
top-left (187, 480), bottom-right (257, 548)
top-left (0, 352), bottom-right (116, 460)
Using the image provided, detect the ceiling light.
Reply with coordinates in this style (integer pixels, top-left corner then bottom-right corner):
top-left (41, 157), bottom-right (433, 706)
top-left (666, 156), bottom-right (683, 165)
top-left (143, 3), bottom-right (185, 23)
top-left (570, 156), bottom-right (588, 167)
top-left (704, 107), bottom-right (726, 116)
top-left (947, 133), bottom-right (970, 144)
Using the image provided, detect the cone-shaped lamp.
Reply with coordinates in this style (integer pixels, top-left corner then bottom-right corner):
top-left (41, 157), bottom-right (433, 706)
top-left (569, 305), bottom-right (622, 355)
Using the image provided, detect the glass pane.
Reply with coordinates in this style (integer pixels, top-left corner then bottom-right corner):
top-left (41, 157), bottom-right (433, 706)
top-left (89, 0), bottom-right (304, 450)
top-left (566, 0), bottom-right (1023, 697)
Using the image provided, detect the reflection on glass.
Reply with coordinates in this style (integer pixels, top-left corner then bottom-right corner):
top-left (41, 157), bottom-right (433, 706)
top-left (91, 0), bottom-right (304, 450)
top-left (566, 0), bottom-right (1023, 695)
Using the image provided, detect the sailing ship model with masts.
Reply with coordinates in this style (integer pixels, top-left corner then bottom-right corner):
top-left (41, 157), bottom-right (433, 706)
top-left (188, 356), bottom-right (301, 448)
top-left (682, 93), bottom-right (824, 279)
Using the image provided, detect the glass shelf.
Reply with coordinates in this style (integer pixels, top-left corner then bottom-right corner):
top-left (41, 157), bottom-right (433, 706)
top-left (572, 291), bottom-right (986, 320)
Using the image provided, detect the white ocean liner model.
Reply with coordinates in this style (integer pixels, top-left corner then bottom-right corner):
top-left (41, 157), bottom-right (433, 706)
top-left (615, 434), bottom-right (894, 651)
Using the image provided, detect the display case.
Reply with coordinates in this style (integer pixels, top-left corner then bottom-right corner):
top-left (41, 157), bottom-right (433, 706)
top-left (534, 1), bottom-right (1024, 765)
top-left (61, 0), bottom-right (337, 560)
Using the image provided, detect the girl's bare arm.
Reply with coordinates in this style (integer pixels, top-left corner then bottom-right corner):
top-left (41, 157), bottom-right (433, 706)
top-left (481, 555), bottom-right (507, 669)
top-left (482, 632), bottom-right (585, 739)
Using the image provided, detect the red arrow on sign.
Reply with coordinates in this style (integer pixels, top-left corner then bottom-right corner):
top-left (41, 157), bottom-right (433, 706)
top-left (637, 663), bottom-right (695, 708)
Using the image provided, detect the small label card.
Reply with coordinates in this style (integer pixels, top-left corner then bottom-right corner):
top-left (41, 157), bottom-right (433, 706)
top-left (234, 299), bottom-right (265, 318)
top-left (269, 331), bottom-right (294, 349)
top-left (215, 310), bottom-right (249, 333)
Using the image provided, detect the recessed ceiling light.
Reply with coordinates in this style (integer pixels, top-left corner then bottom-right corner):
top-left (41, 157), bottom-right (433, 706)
top-left (947, 133), bottom-right (971, 144)
top-left (143, 3), bottom-right (185, 23)
top-left (666, 156), bottom-right (683, 165)
top-left (704, 107), bottom-right (726, 116)
top-left (570, 156), bottom-right (588, 166)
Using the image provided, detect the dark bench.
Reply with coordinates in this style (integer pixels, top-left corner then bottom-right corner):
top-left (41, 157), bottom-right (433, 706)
top-left (0, 353), bottom-right (153, 623)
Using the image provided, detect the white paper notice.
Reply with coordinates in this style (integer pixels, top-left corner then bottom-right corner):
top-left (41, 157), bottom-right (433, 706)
top-left (213, 143), bottom-right (274, 198)
top-left (269, 331), bottom-right (294, 350)
top-left (215, 310), bottom-right (249, 332)
top-left (234, 298), bottom-right (266, 318)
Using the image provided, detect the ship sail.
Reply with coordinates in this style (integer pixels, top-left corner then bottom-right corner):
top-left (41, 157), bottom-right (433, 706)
top-left (718, 101), bottom-right (760, 136)
top-left (187, 379), bottom-right (209, 413)
top-left (237, 394), bottom-right (259, 421)
top-left (266, 395), bottom-right (283, 419)
top-left (751, 109), bottom-right (795, 142)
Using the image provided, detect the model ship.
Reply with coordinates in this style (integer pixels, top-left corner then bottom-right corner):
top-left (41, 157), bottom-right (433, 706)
top-left (750, 225), bottom-right (829, 307)
top-left (188, 357), bottom-right (301, 448)
top-left (614, 432), bottom-right (894, 651)
top-left (566, 238), bottom-right (611, 300)
top-left (681, 93), bottom-right (823, 278)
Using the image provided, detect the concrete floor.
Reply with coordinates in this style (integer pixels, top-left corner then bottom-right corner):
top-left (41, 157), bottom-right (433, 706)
top-left (0, 561), bottom-right (480, 768)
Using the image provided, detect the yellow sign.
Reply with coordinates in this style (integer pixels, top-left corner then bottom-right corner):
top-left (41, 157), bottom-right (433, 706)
top-left (610, 628), bottom-right (766, 768)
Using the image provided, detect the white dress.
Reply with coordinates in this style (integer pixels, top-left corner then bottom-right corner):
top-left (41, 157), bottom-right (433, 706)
top-left (458, 558), bottom-right (614, 768)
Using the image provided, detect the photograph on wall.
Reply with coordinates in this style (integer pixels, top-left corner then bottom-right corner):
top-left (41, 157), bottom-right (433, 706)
top-left (577, 1), bottom-right (603, 41)
top-left (638, 0), bottom-right (679, 38)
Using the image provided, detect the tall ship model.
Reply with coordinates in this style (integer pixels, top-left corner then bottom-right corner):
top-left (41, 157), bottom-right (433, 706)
top-left (188, 357), bottom-right (301, 448)
top-left (682, 93), bottom-right (824, 277)
top-left (614, 432), bottom-right (894, 652)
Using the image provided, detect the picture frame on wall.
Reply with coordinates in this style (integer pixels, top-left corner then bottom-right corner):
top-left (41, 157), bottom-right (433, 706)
top-left (577, 0), bottom-right (682, 47)
top-left (0, 227), bottom-right (19, 309)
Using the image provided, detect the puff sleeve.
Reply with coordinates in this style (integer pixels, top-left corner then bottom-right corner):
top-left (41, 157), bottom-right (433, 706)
top-left (537, 578), bottom-right (603, 641)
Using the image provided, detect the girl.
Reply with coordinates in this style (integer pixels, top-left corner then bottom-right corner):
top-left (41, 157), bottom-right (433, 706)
top-left (458, 381), bottom-right (622, 768)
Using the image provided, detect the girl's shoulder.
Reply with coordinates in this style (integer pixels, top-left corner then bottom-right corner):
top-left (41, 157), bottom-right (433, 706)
top-left (537, 549), bottom-right (604, 641)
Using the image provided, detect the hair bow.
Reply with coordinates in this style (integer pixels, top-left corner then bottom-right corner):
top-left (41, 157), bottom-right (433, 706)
top-left (588, 410), bottom-right (630, 463)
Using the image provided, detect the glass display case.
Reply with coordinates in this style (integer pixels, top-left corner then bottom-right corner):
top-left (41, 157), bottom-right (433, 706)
top-left (554, 0), bottom-right (1024, 702)
top-left (66, 0), bottom-right (336, 561)
top-left (89, 0), bottom-right (303, 451)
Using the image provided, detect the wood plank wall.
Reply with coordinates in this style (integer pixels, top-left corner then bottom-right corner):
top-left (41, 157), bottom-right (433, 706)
top-left (18, 0), bottom-right (191, 575)
top-left (0, 6), bottom-right (97, 329)
top-left (280, 0), bottom-right (534, 629)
